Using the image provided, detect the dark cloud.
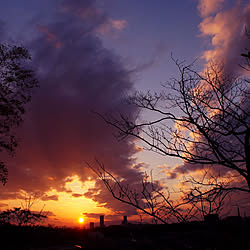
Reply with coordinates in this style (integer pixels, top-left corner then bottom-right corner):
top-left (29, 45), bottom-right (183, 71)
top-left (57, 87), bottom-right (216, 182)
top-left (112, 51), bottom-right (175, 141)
top-left (71, 193), bottom-right (83, 198)
top-left (65, 189), bottom-right (72, 193)
top-left (60, 0), bottom-right (127, 36)
top-left (165, 171), bottom-right (177, 180)
top-left (41, 195), bottom-right (59, 201)
top-left (0, 20), bottom-right (6, 39)
top-left (0, 202), bottom-right (8, 208)
top-left (60, 0), bottom-right (105, 22)
top-left (132, 162), bottom-right (148, 171)
top-left (0, 0), bottom-right (143, 215)
top-left (165, 163), bottom-right (208, 180)
top-left (84, 179), bottom-right (139, 216)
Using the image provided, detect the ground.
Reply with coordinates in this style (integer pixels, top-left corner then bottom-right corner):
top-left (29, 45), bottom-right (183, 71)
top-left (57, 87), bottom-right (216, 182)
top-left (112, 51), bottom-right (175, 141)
top-left (1, 218), bottom-right (250, 249)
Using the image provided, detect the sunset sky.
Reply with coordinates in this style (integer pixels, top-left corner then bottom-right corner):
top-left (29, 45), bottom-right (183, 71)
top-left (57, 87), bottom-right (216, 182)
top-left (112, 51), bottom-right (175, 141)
top-left (0, 0), bottom-right (249, 227)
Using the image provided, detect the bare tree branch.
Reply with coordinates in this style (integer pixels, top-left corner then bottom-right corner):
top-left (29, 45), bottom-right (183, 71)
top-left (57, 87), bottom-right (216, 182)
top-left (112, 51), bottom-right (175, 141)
top-left (85, 159), bottom-right (199, 224)
top-left (98, 60), bottom-right (250, 191)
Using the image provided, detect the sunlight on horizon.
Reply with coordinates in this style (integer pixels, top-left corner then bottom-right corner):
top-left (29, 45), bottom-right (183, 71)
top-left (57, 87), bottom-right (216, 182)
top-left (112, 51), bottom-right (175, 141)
top-left (0, 175), bottom-right (111, 227)
top-left (78, 217), bottom-right (84, 223)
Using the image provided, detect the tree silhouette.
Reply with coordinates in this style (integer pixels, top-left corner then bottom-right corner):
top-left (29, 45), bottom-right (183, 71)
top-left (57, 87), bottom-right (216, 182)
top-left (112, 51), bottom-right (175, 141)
top-left (0, 207), bottom-right (47, 226)
top-left (0, 44), bottom-right (38, 185)
top-left (99, 59), bottom-right (250, 192)
top-left (86, 159), bottom-right (198, 224)
top-left (240, 28), bottom-right (250, 72)
top-left (0, 197), bottom-right (47, 226)
top-left (88, 58), bottom-right (249, 222)
top-left (87, 159), bottom-right (235, 223)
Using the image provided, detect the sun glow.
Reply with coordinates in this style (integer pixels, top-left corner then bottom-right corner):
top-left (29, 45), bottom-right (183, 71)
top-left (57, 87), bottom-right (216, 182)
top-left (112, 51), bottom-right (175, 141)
top-left (0, 175), bottom-right (111, 227)
top-left (78, 217), bottom-right (84, 223)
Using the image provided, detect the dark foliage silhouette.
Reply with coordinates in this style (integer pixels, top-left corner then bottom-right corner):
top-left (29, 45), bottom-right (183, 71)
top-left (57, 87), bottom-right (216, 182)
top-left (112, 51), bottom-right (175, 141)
top-left (0, 44), bottom-right (38, 184)
top-left (0, 197), bottom-right (47, 226)
top-left (0, 207), bottom-right (47, 226)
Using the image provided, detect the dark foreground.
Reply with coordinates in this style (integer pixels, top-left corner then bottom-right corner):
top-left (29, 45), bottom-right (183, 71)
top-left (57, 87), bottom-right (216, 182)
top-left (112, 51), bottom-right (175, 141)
top-left (1, 219), bottom-right (250, 249)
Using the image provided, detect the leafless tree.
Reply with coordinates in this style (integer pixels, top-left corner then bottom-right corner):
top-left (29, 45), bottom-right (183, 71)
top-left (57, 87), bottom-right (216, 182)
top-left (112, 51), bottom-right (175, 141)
top-left (88, 58), bottom-right (249, 223)
top-left (240, 27), bottom-right (250, 72)
top-left (98, 59), bottom-right (250, 192)
top-left (86, 159), bottom-right (235, 222)
top-left (182, 168), bottom-right (237, 218)
top-left (86, 159), bottom-right (197, 224)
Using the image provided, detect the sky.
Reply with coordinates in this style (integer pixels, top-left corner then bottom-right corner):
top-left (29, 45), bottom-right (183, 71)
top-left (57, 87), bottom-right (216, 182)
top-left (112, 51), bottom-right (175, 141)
top-left (0, 0), bottom-right (249, 227)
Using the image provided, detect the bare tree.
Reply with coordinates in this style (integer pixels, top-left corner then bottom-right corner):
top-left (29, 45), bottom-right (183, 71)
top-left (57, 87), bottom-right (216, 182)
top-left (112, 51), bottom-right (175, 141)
top-left (240, 28), bottom-right (250, 72)
top-left (182, 168), bottom-right (237, 218)
top-left (98, 60), bottom-right (250, 192)
top-left (86, 57), bottom-right (249, 224)
top-left (0, 44), bottom-right (38, 184)
top-left (86, 159), bottom-right (197, 224)
top-left (86, 59), bottom-right (249, 222)
top-left (86, 159), bottom-right (235, 223)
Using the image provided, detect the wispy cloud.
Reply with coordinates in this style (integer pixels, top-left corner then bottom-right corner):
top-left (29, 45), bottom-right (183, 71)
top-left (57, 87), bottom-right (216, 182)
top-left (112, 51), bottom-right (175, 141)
top-left (96, 18), bottom-right (127, 35)
top-left (61, 0), bottom-right (127, 36)
top-left (41, 195), bottom-right (59, 201)
top-left (37, 25), bottom-right (62, 48)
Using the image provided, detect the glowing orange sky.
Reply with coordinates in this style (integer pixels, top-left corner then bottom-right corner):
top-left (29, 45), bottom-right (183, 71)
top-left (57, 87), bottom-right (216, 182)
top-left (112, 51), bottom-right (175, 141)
top-left (0, 176), bottom-right (112, 227)
top-left (0, 0), bottom-right (249, 227)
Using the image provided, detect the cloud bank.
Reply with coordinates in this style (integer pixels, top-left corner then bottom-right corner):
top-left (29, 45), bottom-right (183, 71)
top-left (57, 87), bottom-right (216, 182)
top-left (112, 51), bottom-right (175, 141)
top-left (164, 1), bottom-right (250, 182)
top-left (198, 0), bottom-right (226, 18)
top-left (199, 1), bottom-right (250, 75)
top-left (0, 0), bottom-right (142, 216)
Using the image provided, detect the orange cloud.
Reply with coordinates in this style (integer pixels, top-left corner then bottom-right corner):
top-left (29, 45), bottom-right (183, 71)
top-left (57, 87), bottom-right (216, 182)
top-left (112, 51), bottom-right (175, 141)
top-left (72, 193), bottom-right (83, 198)
top-left (96, 18), bottom-right (127, 35)
top-left (157, 164), bottom-right (179, 179)
top-left (41, 194), bottom-right (59, 201)
top-left (60, 1), bottom-right (102, 20)
top-left (37, 25), bottom-right (62, 48)
top-left (61, 0), bottom-right (127, 36)
top-left (74, 7), bottom-right (101, 20)
top-left (135, 145), bottom-right (144, 152)
top-left (110, 19), bottom-right (128, 30)
top-left (0, 203), bottom-right (8, 208)
top-left (199, 11), bottom-right (238, 47)
top-left (198, 0), bottom-right (226, 17)
top-left (199, 2), bottom-right (250, 74)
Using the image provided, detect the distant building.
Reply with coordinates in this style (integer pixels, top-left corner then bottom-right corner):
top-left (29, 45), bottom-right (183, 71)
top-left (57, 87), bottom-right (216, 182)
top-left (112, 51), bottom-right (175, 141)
top-left (223, 216), bottom-right (242, 224)
top-left (204, 214), bottom-right (219, 224)
top-left (90, 222), bottom-right (94, 229)
top-left (100, 215), bottom-right (105, 227)
top-left (122, 216), bottom-right (128, 225)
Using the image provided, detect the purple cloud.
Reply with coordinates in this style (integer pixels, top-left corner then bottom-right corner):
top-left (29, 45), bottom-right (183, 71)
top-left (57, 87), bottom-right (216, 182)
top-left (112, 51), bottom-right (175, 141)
top-left (0, 0), bottom-right (143, 216)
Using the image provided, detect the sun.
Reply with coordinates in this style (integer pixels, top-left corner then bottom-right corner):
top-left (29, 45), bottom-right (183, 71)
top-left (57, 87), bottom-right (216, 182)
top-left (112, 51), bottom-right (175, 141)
top-left (78, 217), bottom-right (84, 223)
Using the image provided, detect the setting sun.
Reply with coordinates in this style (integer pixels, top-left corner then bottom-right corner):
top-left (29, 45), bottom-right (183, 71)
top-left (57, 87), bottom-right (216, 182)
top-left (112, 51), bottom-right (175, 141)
top-left (78, 217), bottom-right (84, 224)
